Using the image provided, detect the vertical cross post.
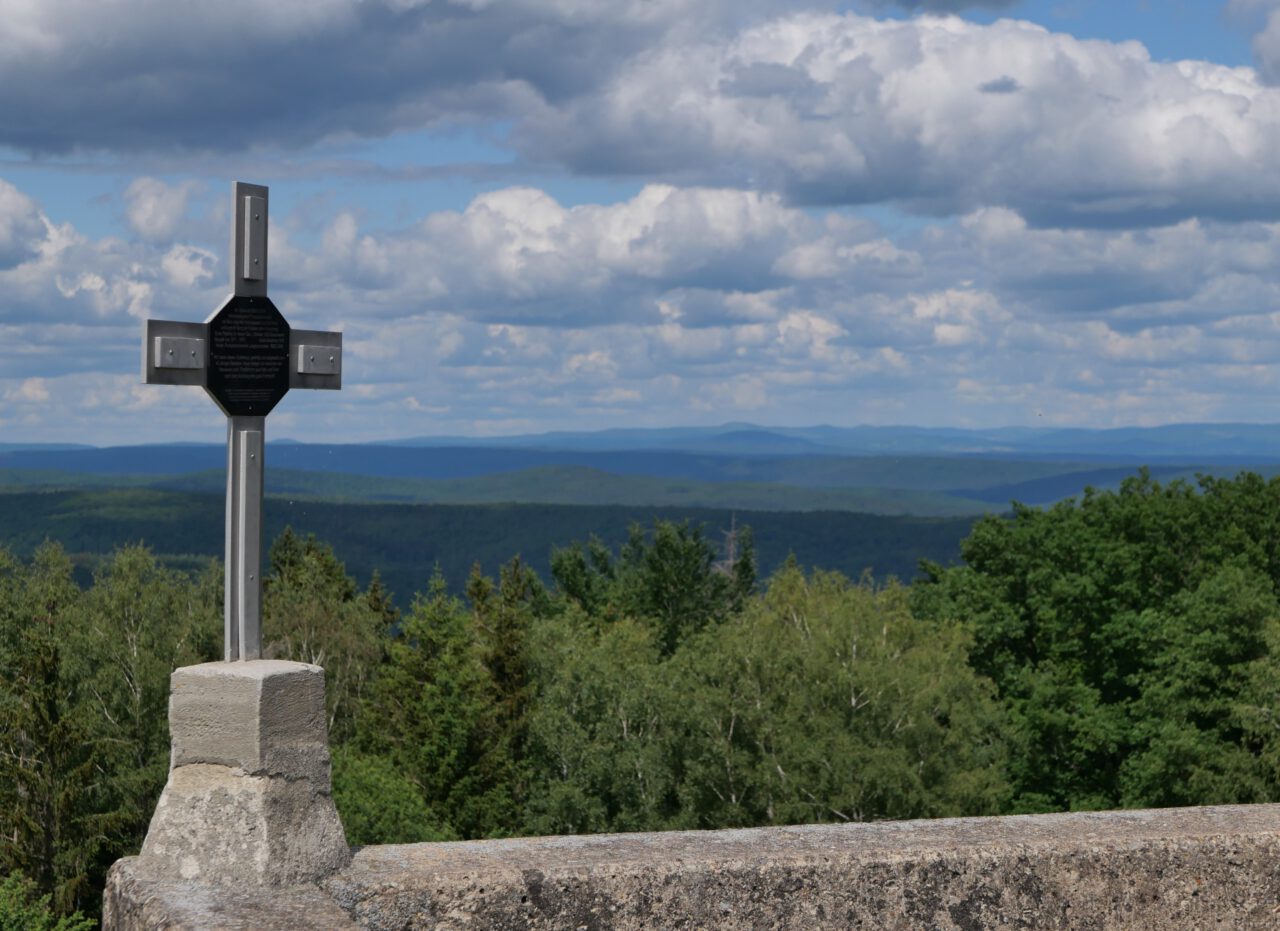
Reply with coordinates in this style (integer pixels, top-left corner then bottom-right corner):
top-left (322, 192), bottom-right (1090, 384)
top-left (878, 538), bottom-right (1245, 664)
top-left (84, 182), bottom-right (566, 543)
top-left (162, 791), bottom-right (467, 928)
top-left (225, 416), bottom-right (264, 660)
top-left (143, 181), bottom-right (342, 662)
top-left (225, 183), bottom-right (268, 661)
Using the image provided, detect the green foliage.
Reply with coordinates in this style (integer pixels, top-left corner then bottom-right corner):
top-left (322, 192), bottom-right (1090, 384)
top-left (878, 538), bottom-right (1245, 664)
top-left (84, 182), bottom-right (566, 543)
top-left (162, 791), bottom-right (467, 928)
top-left (617, 521), bottom-right (737, 652)
top-left (363, 569), bottom-right (401, 631)
top-left (915, 470), bottom-right (1280, 812)
top-left (727, 523), bottom-right (757, 613)
top-left (523, 561), bottom-right (1006, 836)
top-left (548, 536), bottom-right (614, 617)
top-left (330, 747), bottom-right (450, 845)
top-left (469, 556), bottom-right (549, 813)
top-left (68, 547), bottom-right (220, 862)
top-left (523, 608), bottom-right (679, 835)
top-left (349, 573), bottom-right (512, 839)
top-left (264, 527), bottom-right (388, 741)
top-left (670, 568), bottom-right (1008, 827)
top-left (552, 520), bottom-right (755, 654)
top-left (0, 872), bottom-right (94, 931)
top-left (0, 544), bottom-right (103, 916)
top-left (0, 543), bottom-right (220, 920)
top-left (1119, 564), bottom-right (1277, 807)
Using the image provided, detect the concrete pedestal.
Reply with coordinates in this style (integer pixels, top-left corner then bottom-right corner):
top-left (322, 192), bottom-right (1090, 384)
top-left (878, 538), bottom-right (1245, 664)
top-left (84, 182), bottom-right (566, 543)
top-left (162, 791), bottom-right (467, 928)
top-left (135, 660), bottom-right (350, 886)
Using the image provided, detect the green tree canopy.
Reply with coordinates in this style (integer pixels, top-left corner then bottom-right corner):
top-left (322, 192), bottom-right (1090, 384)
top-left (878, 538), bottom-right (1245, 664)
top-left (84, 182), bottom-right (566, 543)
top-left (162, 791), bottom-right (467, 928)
top-left (915, 470), bottom-right (1280, 812)
top-left (551, 519), bottom-right (755, 654)
top-left (264, 527), bottom-right (389, 741)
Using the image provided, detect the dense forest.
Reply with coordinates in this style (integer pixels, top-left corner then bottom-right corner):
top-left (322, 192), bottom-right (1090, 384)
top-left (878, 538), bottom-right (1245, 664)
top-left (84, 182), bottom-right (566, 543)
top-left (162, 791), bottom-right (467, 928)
top-left (0, 488), bottom-right (978, 597)
top-left (6, 470), bottom-right (1280, 922)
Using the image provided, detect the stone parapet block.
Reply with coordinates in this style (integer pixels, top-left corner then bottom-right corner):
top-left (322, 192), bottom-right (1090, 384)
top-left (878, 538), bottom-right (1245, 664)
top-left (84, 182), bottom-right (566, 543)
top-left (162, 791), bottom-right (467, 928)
top-left (104, 859), bottom-right (356, 930)
top-left (137, 763), bottom-right (349, 886)
top-left (134, 660), bottom-right (350, 888)
top-left (323, 803), bottom-right (1280, 929)
top-left (169, 659), bottom-right (331, 784)
top-left (107, 800), bottom-right (1280, 928)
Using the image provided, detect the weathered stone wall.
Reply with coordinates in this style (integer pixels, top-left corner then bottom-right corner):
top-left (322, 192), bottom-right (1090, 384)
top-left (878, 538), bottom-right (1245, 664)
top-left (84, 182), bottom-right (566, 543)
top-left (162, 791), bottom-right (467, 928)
top-left (105, 802), bottom-right (1280, 929)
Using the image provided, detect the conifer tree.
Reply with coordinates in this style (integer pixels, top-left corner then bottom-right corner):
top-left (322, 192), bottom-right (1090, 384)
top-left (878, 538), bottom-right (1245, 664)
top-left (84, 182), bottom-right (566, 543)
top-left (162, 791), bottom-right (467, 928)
top-left (351, 572), bottom-right (511, 838)
top-left (264, 529), bottom-right (383, 741)
top-left (0, 546), bottom-right (101, 916)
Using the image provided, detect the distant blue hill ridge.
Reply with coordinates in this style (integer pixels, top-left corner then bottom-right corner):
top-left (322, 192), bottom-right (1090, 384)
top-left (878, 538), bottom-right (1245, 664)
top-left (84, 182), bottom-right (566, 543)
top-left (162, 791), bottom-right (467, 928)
top-left (7, 423), bottom-right (1280, 477)
top-left (379, 422), bottom-right (1280, 459)
top-left (0, 445), bottom-right (826, 481)
top-left (0, 443), bottom-right (95, 452)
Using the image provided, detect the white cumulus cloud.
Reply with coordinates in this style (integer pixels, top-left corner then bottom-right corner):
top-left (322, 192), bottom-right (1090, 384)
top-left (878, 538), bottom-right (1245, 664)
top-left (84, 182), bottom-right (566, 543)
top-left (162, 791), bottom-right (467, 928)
top-left (520, 13), bottom-right (1280, 226)
top-left (124, 178), bottom-right (200, 241)
top-left (0, 179), bottom-right (46, 269)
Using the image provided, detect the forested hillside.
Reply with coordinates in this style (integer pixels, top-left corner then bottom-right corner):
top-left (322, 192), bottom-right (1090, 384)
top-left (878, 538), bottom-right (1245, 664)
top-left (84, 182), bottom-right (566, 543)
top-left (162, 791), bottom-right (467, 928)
top-left (7, 437), bottom-right (1260, 512)
top-left (5, 470), bottom-right (1280, 923)
top-left (0, 489), bottom-right (977, 599)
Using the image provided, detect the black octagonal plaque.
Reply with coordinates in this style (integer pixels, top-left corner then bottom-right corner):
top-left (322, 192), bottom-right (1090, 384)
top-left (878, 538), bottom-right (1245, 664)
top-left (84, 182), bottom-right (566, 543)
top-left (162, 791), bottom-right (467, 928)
top-left (205, 295), bottom-right (292, 417)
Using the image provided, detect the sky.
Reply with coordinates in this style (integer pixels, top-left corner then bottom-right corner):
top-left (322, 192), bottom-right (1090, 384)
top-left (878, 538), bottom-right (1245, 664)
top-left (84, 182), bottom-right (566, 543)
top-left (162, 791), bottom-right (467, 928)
top-left (5, 0), bottom-right (1280, 444)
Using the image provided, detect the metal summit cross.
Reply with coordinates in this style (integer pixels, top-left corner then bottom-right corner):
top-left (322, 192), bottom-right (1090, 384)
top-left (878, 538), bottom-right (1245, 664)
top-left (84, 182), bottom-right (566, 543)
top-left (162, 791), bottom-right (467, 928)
top-left (143, 181), bottom-right (342, 662)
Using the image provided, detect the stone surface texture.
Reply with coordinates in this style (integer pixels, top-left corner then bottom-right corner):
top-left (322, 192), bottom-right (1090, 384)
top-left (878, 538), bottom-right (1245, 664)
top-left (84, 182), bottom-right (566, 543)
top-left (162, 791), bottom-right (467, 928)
top-left (323, 804), bottom-right (1280, 929)
top-left (133, 660), bottom-right (350, 887)
top-left (104, 859), bottom-right (357, 930)
top-left (108, 803), bottom-right (1280, 929)
top-left (168, 659), bottom-right (332, 782)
